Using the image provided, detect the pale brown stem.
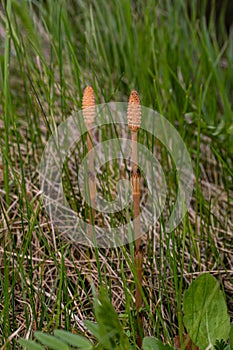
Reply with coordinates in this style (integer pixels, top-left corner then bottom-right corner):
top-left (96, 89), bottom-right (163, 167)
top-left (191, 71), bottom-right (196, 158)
top-left (131, 131), bottom-right (138, 175)
top-left (127, 89), bottom-right (143, 346)
top-left (86, 131), bottom-right (96, 218)
top-left (131, 168), bottom-right (143, 348)
top-left (86, 127), bottom-right (96, 243)
top-left (135, 248), bottom-right (143, 348)
top-left (132, 178), bottom-right (141, 250)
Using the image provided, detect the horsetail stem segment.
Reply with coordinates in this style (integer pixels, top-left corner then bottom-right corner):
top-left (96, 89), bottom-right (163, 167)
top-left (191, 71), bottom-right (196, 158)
top-left (131, 170), bottom-right (141, 252)
top-left (82, 86), bottom-right (96, 228)
top-left (127, 90), bottom-right (143, 347)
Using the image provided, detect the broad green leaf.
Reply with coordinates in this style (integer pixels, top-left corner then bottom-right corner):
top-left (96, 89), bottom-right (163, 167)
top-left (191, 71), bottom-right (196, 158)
top-left (34, 332), bottom-right (70, 350)
top-left (94, 289), bottom-right (130, 349)
top-left (142, 337), bottom-right (172, 350)
top-left (183, 273), bottom-right (230, 350)
top-left (18, 339), bottom-right (45, 350)
top-left (229, 324), bottom-right (233, 350)
top-left (84, 320), bottom-right (100, 339)
top-left (54, 330), bottom-right (93, 349)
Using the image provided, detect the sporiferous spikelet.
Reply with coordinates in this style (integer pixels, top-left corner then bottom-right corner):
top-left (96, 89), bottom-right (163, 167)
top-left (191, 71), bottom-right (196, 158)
top-left (127, 90), bottom-right (141, 132)
top-left (82, 86), bottom-right (95, 125)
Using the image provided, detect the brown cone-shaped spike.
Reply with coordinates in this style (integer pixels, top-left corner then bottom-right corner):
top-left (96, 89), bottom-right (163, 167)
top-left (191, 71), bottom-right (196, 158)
top-left (127, 90), bottom-right (141, 132)
top-left (82, 86), bottom-right (95, 125)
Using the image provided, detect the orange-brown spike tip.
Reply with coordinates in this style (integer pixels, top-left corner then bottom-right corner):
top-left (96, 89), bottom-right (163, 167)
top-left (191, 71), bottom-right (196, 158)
top-left (82, 86), bottom-right (95, 125)
top-left (127, 90), bottom-right (141, 132)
